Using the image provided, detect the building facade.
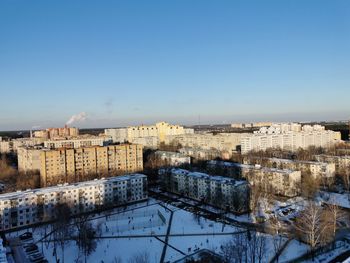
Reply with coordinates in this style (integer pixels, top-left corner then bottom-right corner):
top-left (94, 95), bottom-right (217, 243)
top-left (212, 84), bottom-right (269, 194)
top-left (243, 157), bottom-right (335, 179)
top-left (159, 168), bottom-right (250, 213)
top-left (315, 155), bottom-right (350, 173)
top-left (105, 122), bottom-right (194, 145)
top-left (241, 124), bottom-right (341, 153)
top-left (165, 133), bottom-right (244, 157)
top-left (43, 136), bottom-right (112, 149)
top-left (33, 126), bottom-right (79, 139)
top-left (17, 146), bottom-right (42, 173)
top-left (208, 161), bottom-right (301, 197)
top-left (154, 151), bottom-right (191, 166)
top-left (0, 174), bottom-right (147, 231)
top-left (40, 144), bottom-right (143, 187)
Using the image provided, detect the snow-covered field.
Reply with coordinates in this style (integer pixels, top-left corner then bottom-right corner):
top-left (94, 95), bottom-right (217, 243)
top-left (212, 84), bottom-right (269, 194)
top-left (6, 198), bottom-right (312, 263)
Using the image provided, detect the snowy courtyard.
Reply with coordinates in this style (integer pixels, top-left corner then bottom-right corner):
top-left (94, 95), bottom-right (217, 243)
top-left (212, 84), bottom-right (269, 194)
top-left (6, 198), bottom-right (312, 263)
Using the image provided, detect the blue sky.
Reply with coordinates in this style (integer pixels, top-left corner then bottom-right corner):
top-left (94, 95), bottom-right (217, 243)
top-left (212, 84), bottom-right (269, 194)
top-left (0, 0), bottom-right (349, 130)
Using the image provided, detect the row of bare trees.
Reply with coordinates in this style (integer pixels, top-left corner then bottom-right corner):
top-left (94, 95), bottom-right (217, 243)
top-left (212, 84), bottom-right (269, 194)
top-left (0, 155), bottom-right (40, 191)
top-left (294, 202), bottom-right (347, 259)
top-left (221, 231), bottom-right (267, 263)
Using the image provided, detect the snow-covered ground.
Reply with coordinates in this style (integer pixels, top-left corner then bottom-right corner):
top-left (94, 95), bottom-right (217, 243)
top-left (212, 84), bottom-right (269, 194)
top-left (319, 191), bottom-right (350, 209)
top-left (3, 197), bottom-right (322, 263)
top-left (279, 239), bottom-right (310, 262)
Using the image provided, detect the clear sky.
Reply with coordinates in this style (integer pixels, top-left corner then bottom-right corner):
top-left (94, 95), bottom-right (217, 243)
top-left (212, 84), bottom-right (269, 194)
top-left (0, 0), bottom-right (349, 130)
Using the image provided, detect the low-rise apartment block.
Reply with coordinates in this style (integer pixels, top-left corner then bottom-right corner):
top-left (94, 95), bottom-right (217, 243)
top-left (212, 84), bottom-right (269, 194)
top-left (0, 137), bottom-right (45, 153)
top-left (154, 151), bottom-right (191, 166)
top-left (0, 174), bottom-right (147, 231)
top-left (243, 157), bottom-right (335, 179)
top-left (208, 161), bottom-right (301, 197)
top-left (178, 147), bottom-right (230, 161)
top-left (159, 168), bottom-right (250, 213)
top-left (165, 133), bottom-right (244, 157)
top-left (40, 144), bottom-right (143, 187)
top-left (315, 155), bottom-right (350, 173)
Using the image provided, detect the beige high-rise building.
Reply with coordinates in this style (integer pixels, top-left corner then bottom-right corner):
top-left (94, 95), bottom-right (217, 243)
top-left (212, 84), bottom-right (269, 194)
top-left (40, 144), bottom-right (143, 187)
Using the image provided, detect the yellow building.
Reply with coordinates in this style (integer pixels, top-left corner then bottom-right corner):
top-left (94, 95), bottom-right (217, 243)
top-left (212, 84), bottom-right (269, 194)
top-left (40, 144), bottom-right (143, 187)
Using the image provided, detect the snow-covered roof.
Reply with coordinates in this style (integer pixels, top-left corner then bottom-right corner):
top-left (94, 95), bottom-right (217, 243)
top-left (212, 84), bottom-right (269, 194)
top-left (0, 174), bottom-right (147, 201)
top-left (170, 168), bottom-right (247, 186)
top-left (208, 160), bottom-right (297, 174)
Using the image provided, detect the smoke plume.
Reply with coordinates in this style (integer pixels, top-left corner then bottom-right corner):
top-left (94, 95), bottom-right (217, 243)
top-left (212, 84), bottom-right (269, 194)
top-left (66, 112), bottom-right (87, 125)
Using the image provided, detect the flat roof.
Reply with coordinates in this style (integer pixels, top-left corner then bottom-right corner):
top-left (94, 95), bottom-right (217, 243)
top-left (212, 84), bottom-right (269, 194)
top-left (0, 174), bottom-right (146, 201)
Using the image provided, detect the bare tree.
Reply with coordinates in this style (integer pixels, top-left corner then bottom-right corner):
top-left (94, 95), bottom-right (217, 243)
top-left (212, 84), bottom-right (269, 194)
top-left (128, 251), bottom-right (150, 263)
top-left (73, 214), bottom-right (100, 263)
top-left (270, 216), bottom-right (285, 263)
top-left (53, 203), bottom-right (73, 263)
top-left (294, 203), bottom-right (328, 259)
top-left (221, 231), bottom-right (266, 263)
top-left (323, 202), bottom-right (347, 247)
top-left (113, 257), bottom-right (123, 263)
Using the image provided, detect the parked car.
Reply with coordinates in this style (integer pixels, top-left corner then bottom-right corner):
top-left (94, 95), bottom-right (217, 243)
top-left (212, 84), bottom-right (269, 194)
top-left (19, 232), bottom-right (33, 240)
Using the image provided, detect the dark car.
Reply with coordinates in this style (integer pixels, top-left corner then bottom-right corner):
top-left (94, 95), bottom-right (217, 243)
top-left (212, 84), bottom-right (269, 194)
top-left (19, 232), bottom-right (33, 240)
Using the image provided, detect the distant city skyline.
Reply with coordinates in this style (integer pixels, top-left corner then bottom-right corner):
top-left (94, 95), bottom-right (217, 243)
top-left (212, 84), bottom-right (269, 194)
top-left (0, 0), bottom-right (349, 130)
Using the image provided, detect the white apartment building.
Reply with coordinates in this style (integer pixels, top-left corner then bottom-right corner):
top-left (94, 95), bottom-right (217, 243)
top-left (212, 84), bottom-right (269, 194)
top-left (244, 157), bottom-right (335, 179)
top-left (231, 122), bottom-right (273, 129)
top-left (241, 124), bottom-right (341, 153)
top-left (104, 122), bottom-right (194, 145)
top-left (160, 168), bottom-right (249, 213)
top-left (208, 161), bottom-right (301, 197)
top-left (154, 151), bottom-right (191, 166)
top-left (0, 174), bottom-right (147, 231)
top-left (165, 133), bottom-right (244, 157)
top-left (43, 136), bottom-right (112, 149)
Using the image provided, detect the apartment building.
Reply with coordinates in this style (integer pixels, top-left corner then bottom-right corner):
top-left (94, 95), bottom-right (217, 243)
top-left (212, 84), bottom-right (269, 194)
top-left (165, 133), bottom-right (244, 157)
top-left (154, 151), bottom-right (191, 166)
top-left (33, 126), bottom-right (79, 139)
top-left (17, 146), bottom-right (42, 172)
top-left (208, 161), bottom-right (301, 197)
top-left (159, 168), bottom-right (249, 213)
top-left (231, 122), bottom-right (273, 128)
top-left (43, 136), bottom-right (112, 149)
top-left (179, 147), bottom-right (229, 161)
top-left (0, 137), bottom-right (45, 153)
top-left (0, 141), bottom-right (11, 154)
top-left (243, 157), bottom-right (335, 179)
top-left (105, 122), bottom-right (194, 145)
top-left (0, 174), bottom-right (147, 231)
top-left (40, 144), bottom-right (143, 187)
top-left (315, 155), bottom-right (350, 173)
top-left (241, 124), bottom-right (341, 153)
